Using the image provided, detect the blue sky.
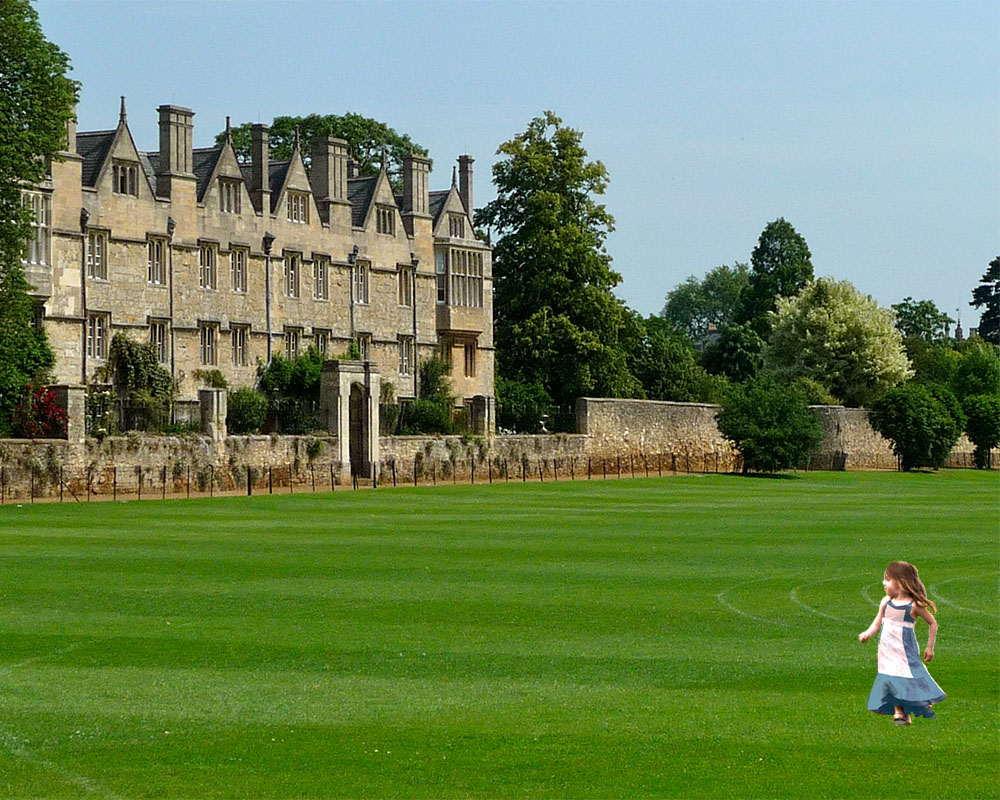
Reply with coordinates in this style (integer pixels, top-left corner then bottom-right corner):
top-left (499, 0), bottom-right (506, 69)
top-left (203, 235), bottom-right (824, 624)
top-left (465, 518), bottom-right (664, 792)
top-left (38, 0), bottom-right (999, 327)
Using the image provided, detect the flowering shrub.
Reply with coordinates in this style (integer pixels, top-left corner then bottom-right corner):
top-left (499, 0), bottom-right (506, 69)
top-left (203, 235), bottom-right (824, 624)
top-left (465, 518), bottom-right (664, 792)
top-left (12, 385), bottom-right (68, 438)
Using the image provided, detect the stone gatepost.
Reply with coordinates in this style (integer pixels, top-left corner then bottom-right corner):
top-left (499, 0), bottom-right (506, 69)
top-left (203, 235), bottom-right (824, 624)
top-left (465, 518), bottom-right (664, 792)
top-left (199, 388), bottom-right (227, 440)
top-left (50, 384), bottom-right (86, 444)
top-left (470, 395), bottom-right (496, 435)
top-left (320, 360), bottom-right (381, 478)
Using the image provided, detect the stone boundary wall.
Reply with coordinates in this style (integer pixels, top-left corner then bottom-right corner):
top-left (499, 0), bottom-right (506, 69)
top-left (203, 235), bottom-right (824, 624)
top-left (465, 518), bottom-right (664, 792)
top-left (0, 400), bottom-right (992, 500)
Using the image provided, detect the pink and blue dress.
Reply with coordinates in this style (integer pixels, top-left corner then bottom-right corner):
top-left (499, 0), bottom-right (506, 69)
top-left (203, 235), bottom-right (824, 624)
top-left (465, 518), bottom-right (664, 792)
top-left (866, 599), bottom-right (945, 719)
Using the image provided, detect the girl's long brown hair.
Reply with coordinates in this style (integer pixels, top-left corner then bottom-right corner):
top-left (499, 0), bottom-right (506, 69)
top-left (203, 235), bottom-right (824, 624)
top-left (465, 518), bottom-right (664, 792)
top-left (886, 561), bottom-right (937, 614)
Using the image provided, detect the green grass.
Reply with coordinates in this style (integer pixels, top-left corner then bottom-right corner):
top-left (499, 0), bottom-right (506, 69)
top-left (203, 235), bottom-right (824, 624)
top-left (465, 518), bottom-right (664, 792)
top-left (0, 470), bottom-right (997, 799)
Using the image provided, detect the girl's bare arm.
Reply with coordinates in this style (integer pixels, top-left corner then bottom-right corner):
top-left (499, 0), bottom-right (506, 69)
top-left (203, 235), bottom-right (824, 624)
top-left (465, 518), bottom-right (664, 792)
top-left (858, 596), bottom-right (889, 642)
top-left (911, 603), bottom-right (938, 661)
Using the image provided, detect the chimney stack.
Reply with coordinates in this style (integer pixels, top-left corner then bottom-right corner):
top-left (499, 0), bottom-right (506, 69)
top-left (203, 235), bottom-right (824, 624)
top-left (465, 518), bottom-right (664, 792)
top-left (156, 104), bottom-right (195, 197)
top-left (458, 155), bottom-right (474, 224)
top-left (310, 135), bottom-right (349, 223)
top-left (402, 153), bottom-right (432, 217)
top-left (250, 123), bottom-right (270, 213)
top-left (64, 103), bottom-right (78, 154)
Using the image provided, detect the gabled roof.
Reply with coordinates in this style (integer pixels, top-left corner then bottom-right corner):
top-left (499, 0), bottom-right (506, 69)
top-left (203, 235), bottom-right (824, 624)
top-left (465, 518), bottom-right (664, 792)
top-left (76, 131), bottom-right (116, 187)
top-left (138, 152), bottom-right (159, 187)
top-left (268, 161), bottom-right (291, 213)
top-left (347, 176), bottom-right (377, 227)
top-left (429, 190), bottom-right (450, 225)
top-left (192, 147), bottom-right (223, 202)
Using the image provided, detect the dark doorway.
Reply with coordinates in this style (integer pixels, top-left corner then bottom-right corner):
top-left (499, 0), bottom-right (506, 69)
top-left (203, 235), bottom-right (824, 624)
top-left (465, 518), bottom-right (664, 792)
top-left (349, 383), bottom-right (365, 476)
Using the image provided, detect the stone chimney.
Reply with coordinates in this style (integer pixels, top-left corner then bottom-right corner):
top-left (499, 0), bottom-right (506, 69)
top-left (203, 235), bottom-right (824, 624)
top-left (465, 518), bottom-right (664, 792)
top-left (402, 153), bottom-right (432, 216)
top-left (347, 159), bottom-right (360, 179)
top-left (250, 123), bottom-right (270, 214)
top-left (64, 103), bottom-right (78, 154)
top-left (458, 154), bottom-right (474, 224)
top-left (156, 104), bottom-right (195, 197)
top-left (310, 135), bottom-right (350, 224)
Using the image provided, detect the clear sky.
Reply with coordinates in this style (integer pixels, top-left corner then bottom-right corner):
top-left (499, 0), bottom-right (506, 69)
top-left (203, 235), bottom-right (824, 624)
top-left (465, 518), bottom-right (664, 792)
top-left (37, 0), bottom-right (999, 327)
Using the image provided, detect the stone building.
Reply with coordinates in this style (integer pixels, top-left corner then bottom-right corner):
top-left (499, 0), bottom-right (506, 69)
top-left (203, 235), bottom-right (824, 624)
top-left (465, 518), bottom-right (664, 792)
top-left (23, 98), bottom-right (493, 424)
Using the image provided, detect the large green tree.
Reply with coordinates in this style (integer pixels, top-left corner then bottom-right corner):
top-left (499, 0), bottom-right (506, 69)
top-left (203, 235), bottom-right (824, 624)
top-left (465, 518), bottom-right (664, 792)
top-left (662, 262), bottom-right (750, 340)
top-left (765, 278), bottom-right (911, 407)
top-left (970, 256), bottom-right (999, 344)
top-left (738, 218), bottom-right (814, 336)
top-left (477, 112), bottom-right (641, 407)
top-left (869, 384), bottom-right (962, 471)
top-left (0, 0), bottom-right (77, 434)
top-left (891, 297), bottom-right (955, 343)
top-left (218, 113), bottom-right (425, 188)
top-left (629, 314), bottom-right (726, 402)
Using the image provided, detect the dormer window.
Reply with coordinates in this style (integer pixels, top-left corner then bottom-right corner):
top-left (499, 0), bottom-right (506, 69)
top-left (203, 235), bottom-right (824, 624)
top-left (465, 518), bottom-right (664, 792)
top-left (219, 179), bottom-right (241, 213)
top-left (287, 191), bottom-right (309, 224)
top-left (376, 206), bottom-right (395, 235)
top-left (112, 161), bottom-right (139, 196)
top-left (448, 214), bottom-right (465, 239)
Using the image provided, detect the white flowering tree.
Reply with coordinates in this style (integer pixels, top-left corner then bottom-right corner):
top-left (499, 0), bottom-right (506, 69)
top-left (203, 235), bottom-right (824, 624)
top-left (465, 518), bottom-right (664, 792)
top-left (765, 278), bottom-right (912, 407)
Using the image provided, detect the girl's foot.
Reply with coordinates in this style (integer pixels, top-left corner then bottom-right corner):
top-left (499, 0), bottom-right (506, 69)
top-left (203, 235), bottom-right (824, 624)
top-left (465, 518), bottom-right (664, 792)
top-left (893, 713), bottom-right (911, 726)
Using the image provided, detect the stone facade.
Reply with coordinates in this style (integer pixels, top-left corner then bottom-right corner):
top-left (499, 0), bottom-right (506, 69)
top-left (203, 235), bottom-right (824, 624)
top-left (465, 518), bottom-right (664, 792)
top-left (24, 99), bottom-right (493, 416)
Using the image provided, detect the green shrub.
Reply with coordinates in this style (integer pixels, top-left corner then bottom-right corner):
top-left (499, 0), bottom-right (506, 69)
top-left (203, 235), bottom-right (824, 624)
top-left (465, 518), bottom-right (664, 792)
top-left (869, 383), bottom-right (961, 471)
top-left (227, 388), bottom-right (268, 434)
top-left (400, 397), bottom-right (452, 435)
top-left (716, 376), bottom-right (824, 474)
top-left (962, 393), bottom-right (1000, 469)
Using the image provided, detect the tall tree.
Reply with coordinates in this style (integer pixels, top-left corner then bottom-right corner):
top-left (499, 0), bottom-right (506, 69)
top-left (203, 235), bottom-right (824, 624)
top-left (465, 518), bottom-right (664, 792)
top-left (477, 112), bottom-right (642, 406)
top-left (765, 278), bottom-right (911, 407)
top-left (217, 113), bottom-right (425, 188)
top-left (738, 218), bottom-right (814, 335)
top-left (0, 0), bottom-right (77, 434)
top-left (629, 314), bottom-right (726, 402)
top-left (970, 256), bottom-right (999, 344)
top-left (662, 262), bottom-right (750, 340)
top-left (891, 297), bottom-right (955, 343)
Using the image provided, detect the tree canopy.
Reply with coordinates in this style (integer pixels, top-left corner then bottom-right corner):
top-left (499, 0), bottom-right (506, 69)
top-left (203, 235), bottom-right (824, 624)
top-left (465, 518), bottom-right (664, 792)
top-left (0, 0), bottom-right (77, 434)
top-left (738, 218), bottom-right (814, 335)
top-left (891, 297), bottom-right (954, 343)
top-left (765, 278), bottom-right (911, 407)
top-left (970, 256), bottom-right (999, 344)
top-left (477, 111), bottom-right (641, 407)
top-left (628, 314), bottom-right (726, 403)
top-left (869, 384), bottom-right (962, 471)
top-left (661, 262), bottom-right (749, 340)
top-left (217, 113), bottom-right (425, 188)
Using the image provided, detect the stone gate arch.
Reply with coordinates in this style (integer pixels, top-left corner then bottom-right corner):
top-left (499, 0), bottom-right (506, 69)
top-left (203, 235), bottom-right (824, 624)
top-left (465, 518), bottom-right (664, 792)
top-left (320, 360), bottom-right (380, 479)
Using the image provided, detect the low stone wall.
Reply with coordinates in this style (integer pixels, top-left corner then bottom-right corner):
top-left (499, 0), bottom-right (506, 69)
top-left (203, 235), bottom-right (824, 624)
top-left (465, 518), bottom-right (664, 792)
top-left (0, 398), bottom-right (992, 500)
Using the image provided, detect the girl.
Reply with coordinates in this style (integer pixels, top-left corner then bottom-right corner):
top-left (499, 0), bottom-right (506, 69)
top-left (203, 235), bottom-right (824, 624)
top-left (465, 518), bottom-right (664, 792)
top-left (858, 561), bottom-right (945, 726)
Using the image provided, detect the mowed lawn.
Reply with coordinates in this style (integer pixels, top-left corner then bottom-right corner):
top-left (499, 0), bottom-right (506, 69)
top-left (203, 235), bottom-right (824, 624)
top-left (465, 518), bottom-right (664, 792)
top-left (0, 470), bottom-right (996, 799)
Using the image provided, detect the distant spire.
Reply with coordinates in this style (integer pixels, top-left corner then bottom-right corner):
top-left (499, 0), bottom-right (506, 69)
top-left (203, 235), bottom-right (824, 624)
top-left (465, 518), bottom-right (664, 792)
top-left (380, 146), bottom-right (387, 172)
top-left (451, 165), bottom-right (457, 186)
top-left (225, 115), bottom-right (232, 142)
top-left (119, 95), bottom-right (127, 124)
top-left (293, 126), bottom-right (300, 151)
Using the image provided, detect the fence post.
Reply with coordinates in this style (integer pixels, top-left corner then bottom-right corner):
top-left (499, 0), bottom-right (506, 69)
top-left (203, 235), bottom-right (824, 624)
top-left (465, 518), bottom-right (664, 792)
top-left (522, 458), bottom-right (526, 482)
top-left (644, 455), bottom-right (649, 477)
top-left (269, 466), bottom-right (273, 494)
top-left (112, 466), bottom-right (117, 501)
top-left (1, 464), bottom-right (4, 504)
top-left (630, 454), bottom-right (634, 477)
top-left (588, 458), bottom-right (591, 480)
top-left (187, 466), bottom-right (191, 498)
top-left (210, 465), bottom-right (214, 497)
top-left (331, 463), bottom-right (336, 492)
top-left (30, 467), bottom-right (34, 503)
top-left (248, 466), bottom-right (253, 496)
top-left (137, 467), bottom-right (142, 501)
top-left (471, 458), bottom-right (474, 485)
top-left (391, 460), bottom-right (396, 487)
top-left (289, 464), bottom-right (293, 494)
top-left (617, 456), bottom-right (622, 479)
top-left (414, 458), bottom-right (418, 487)
top-left (538, 460), bottom-right (544, 482)
top-left (87, 467), bottom-right (92, 501)
top-left (432, 464), bottom-right (436, 485)
top-left (162, 465), bottom-right (167, 499)
top-left (488, 458), bottom-right (493, 484)
top-left (554, 459), bottom-right (559, 481)
top-left (60, 467), bottom-right (64, 502)
top-left (311, 464), bottom-right (316, 492)
top-left (504, 458), bottom-right (509, 482)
